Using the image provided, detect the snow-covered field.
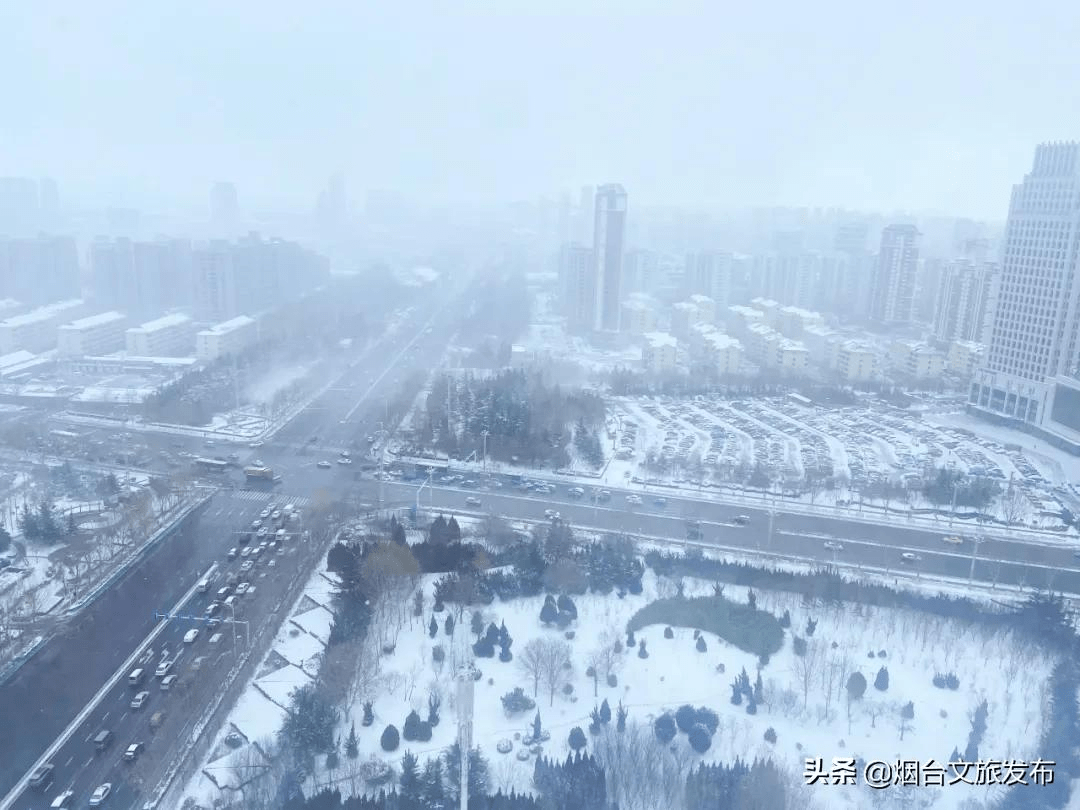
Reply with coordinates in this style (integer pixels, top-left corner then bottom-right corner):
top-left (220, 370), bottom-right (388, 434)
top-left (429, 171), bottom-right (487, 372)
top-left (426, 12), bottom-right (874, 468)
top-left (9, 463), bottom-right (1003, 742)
top-left (184, 538), bottom-right (1061, 810)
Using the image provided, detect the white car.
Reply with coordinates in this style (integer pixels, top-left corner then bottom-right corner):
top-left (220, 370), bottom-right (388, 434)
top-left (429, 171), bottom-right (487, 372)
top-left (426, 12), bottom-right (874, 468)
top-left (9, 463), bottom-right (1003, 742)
top-left (250, 441), bottom-right (263, 448)
top-left (240, 560), bottom-right (254, 573)
top-left (823, 541), bottom-right (843, 552)
top-left (625, 494), bottom-right (643, 505)
top-left (900, 552), bottom-right (921, 563)
top-left (465, 496), bottom-right (482, 507)
top-left (337, 457), bottom-right (353, 465)
top-left (317, 460), bottom-right (332, 469)
top-left (130, 691), bottom-right (149, 709)
top-left (259, 509), bottom-right (270, 519)
top-left (544, 509), bottom-right (560, 520)
top-left (89, 784), bottom-right (112, 806)
top-left (942, 535), bottom-right (964, 545)
top-left (235, 582), bottom-right (249, 596)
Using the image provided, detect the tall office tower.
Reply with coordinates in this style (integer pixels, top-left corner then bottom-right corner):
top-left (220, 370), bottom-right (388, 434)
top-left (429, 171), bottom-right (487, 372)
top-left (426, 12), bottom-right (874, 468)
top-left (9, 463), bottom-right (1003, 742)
top-left (869, 224), bottom-right (920, 325)
top-left (210, 182), bottom-right (240, 234)
top-left (558, 243), bottom-right (595, 333)
top-left (576, 185), bottom-right (595, 244)
top-left (685, 251), bottom-right (733, 308)
top-left (915, 257), bottom-right (945, 324)
top-left (972, 142), bottom-right (1080, 445)
top-left (592, 184), bottom-right (628, 331)
top-left (933, 259), bottom-right (998, 344)
top-left (811, 252), bottom-right (855, 316)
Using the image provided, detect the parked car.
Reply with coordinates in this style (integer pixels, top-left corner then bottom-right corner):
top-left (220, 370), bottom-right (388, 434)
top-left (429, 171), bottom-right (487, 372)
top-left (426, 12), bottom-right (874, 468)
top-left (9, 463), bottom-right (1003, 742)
top-left (227, 547), bottom-right (238, 560)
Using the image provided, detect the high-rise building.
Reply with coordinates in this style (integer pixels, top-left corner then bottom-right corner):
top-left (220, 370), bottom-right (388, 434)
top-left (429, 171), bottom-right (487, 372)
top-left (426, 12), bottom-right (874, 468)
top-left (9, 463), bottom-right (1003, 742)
top-left (592, 184), bottom-right (627, 331)
top-left (971, 142), bottom-right (1080, 446)
top-left (933, 260), bottom-right (998, 344)
top-left (558, 243), bottom-right (594, 333)
top-left (210, 182), bottom-right (240, 234)
top-left (869, 224), bottom-right (920, 325)
top-left (623, 249), bottom-right (659, 296)
top-left (90, 237), bottom-right (194, 318)
top-left (193, 241), bottom-right (236, 322)
top-left (0, 235), bottom-right (79, 305)
top-left (685, 251), bottom-right (733, 308)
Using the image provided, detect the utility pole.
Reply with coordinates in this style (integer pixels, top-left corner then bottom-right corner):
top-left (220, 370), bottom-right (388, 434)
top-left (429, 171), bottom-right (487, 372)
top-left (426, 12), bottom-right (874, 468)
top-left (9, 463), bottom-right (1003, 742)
top-left (456, 663), bottom-right (475, 810)
top-left (481, 430), bottom-right (489, 471)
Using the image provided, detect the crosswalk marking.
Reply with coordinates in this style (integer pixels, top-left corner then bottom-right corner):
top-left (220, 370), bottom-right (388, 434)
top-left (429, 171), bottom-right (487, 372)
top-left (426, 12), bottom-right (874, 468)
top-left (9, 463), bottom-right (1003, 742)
top-left (224, 490), bottom-right (311, 507)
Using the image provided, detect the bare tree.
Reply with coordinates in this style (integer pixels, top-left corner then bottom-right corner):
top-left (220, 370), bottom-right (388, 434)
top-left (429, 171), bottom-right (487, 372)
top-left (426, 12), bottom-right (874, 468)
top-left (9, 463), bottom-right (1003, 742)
top-left (518, 638), bottom-right (546, 698)
top-left (999, 485), bottom-right (1027, 526)
top-left (538, 638), bottom-right (573, 706)
top-left (592, 723), bottom-right (687, 810)
top-left (792, 640), bottom-right (821, 711)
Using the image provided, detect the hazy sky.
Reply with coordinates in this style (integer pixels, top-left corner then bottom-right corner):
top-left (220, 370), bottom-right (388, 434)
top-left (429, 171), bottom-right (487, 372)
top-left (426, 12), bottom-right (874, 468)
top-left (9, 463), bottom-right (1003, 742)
top-left (4, 0), bottom-right (1079, 219)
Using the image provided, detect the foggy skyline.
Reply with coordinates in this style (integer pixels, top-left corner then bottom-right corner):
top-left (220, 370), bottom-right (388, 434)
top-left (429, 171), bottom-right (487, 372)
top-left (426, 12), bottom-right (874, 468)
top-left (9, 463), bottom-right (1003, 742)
top-left (4, 1), bottom-right (1080, 219)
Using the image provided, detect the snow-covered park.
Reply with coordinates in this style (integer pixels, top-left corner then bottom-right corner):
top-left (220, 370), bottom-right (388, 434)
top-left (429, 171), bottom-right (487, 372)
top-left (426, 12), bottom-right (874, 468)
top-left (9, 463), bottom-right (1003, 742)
top-left (182, 522), bottom-right (1069, 810)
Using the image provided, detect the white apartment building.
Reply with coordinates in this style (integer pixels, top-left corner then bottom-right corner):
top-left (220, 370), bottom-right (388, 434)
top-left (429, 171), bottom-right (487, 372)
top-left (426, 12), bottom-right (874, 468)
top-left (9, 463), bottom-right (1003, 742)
top-left (196, 315), bottom-right (257, 361)
top-left (972, 142), bottom-right (1080, 449)
top-left (701, 331), bottom-right (743, 376)
top-left (670, 301), bottom-right (701, 338)
top-left (933, 260), bottom-right (998, 344)
top-left (620, 298), bottom-right (658, 335)
top-left (0, 299), bottom-right (85, 354)
top-left (57, 311), bottom-right (128, 357)
top-left (641, 331), bottom-right (678, 374)
top-left (687, 294), bottom-right (716, 325)
top-left (836, 342), bottom-right (877, 382)
top-left (802, 324), bottom-right (841, 368)
top-left (750, 298), bottom-right (782, 329)
top-left (890, 340), bottom-right (945, 379)
top-left (726, 305), bottom-right (766, 337)
top-left (870, 224), bottom-right (920, 325)
top-left (774, 340), bottom-right (810, 373)
top-left (777, 305), bottom-right (825, 338)
top-left (948, 340), bottom-right (985, 378)
top-left (125, 313), bottom-right (196, 357)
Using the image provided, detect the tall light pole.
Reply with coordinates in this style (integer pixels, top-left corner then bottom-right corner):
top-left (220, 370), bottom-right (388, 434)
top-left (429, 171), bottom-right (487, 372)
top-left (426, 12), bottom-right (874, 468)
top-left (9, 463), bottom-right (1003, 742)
top-left (481, 430), bottom-right (489, 472)
top-left (456, 664), bottom-right (476, 810)
top-left (968, 532), bottom-right (983, 584)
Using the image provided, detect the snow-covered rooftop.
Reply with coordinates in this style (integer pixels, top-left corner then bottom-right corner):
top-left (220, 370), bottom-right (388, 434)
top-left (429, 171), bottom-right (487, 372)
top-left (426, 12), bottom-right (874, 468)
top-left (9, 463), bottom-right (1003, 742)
top-left (128, 312), bottom-right (192, 334)
top-left (643, 331), bottom-right (678, 348)
top-left (728, 305), bottom-right (764, 319)
top-left (703, 332), bottom-right (742, 351)
top-left (1, 299), bottom-right (83, 328)
top-left (199, 315), bottom-right (255, 335)
top-left (672, 301), bottom-right (697, 313)
top-left (0, 350), bottom-right (36, 371)
top-left (60, 311), bottom-right (126, 331)
top-left (687, 293), bottom-right (715, 305)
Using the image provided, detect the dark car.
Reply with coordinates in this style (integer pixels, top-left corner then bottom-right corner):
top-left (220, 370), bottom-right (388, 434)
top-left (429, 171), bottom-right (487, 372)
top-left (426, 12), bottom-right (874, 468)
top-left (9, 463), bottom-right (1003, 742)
top-left (29, 763), bottom-right (54, 790)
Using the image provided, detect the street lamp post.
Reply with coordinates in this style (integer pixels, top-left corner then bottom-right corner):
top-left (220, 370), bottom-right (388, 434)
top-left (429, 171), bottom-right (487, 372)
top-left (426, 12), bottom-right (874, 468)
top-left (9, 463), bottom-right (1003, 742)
top-left (968, 532), bottom-right (983, 584)
top-left (481, 430), bottom-right (489, 472)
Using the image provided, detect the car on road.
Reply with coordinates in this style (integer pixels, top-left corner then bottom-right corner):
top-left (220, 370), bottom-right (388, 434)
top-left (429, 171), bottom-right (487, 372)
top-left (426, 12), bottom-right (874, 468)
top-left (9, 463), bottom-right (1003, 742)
top-left (131, 691), bottom-right (150, 709)
top-left (240, 560), bottom-right (254, 574)
top-left (49, 789), bottom-right (74, 808)
top-left (28, 763), bottom-right (54, 790)
top-left (89, 783), bottom-right (112, 806)
top-left (259, 508), bottom-right (270, 519)
top-left (256, 527), bottom-right (269, 538)
top-left (235, 582), bottom-right (249, 595)
top-left (465, 496), bottom-right (481, 507)
top-left (900, 552), bottom-right (921, 563)
top-left (942, 535), bottom-right (964, 545)
top-left (250, 441), bottom-right (263, 448)
top-left (183, 628), bottom-right (200, 644)
top-left (367, 435), bottom-right (375, 443)
top-left (240, 546), bottom-right (253, 559)
top-left (161, 674), bottom-right (178, 690)
top-left (337, 456), bottom-right (353, 465)
top-left (823, 541), bottom-right (844, 551)
top-left (544, 509), bottom-right (560, 520)
top-left (733, 515), bottom-right (751, 525)
top-left (653, 497), bottom-right (668, 508)
top-left (122, 743), bottom-right (144, 762)
top-left (227, 547), bottom-right (238, 560)
top-left (317, 460), bottom-right (332, 469)
top-left (625, 494), bottom-right (642, 505)
top-left (250, 519), bottom-right (262, 531)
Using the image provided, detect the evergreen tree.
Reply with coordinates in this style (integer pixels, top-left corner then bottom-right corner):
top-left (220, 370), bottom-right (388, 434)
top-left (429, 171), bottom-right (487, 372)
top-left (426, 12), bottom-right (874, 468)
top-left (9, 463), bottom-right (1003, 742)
top-left (779, 609), bottom-right (791, 629)
top-left (446, 515), bottom-right (462, 543)
top-left (498, 623), bottom-right (514, 662)
top-left (429, 616), bottom-right (438, 638)
top-left (429, 514), bottom-right (448, 545)
top-left (344, 722), bottom-right (359, 759)
top-left (688, 723), bottom-right (712, 753)
top-left (696, 636), bottom-right (707, 652)
top-left (37, 501), bottom-right (59, 541)
top-left (399, 751), bottom-right (422, 802)
top-left (556, 594), bottom-right (577, 621)
top-left (753, 672), bottom-right (764, 704)
top-left (444, 743), bottom-right (489, 802)
top-left (805, 617), bottom-right (817, 637)
top-left (403, 710), bottom-right (422, 741)
top-left (568, 726), bottom-right (587, 752)
top-left (427, 691), bottom-right (441, 727)
top-left (325, 738), bottom-right (340, 774)
top-left (532, 711), bottom-right (542, 742)
top-left (362, 701), bottom-right (374, 727)
top-left (444, 613), bottom-right (455, 636)
top-left (66, 512), bottom-right (77, 536)
top-left (539, 596), bottom-right (559, 626)
top-left (616, 702), bottom-right (628, 733)
top-left (599, 699), bottom-right (611, 724)
top-left (471, 610), bottom-right (485, 639)
top-left (0, 526), bottom-right (11, 554)
top-left (874, 666), bottom-right (889, 691)
top-left (654, 713), bottom-right (677, 743)
top-left (421, 758), bottom-right (446, 806)
top-left (380, 724), bottom-right (400, 751)
top-left (747, 589), bottom-right (756, 610)
top-left (18, 504), bottom-right (38, 541)
top-left (391, 519), bottom-right (407, 545)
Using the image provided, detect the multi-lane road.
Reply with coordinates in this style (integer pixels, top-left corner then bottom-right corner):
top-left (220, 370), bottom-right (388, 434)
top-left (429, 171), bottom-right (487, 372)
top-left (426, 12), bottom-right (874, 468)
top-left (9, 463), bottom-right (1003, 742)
top-left (3, 284), bottom-right (463, 810)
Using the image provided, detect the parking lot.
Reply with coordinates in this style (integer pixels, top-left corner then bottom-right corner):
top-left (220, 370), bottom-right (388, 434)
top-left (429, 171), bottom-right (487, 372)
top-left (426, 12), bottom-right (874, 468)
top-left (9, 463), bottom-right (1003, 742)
top-left (609, 394), bottom-right (1072, 526)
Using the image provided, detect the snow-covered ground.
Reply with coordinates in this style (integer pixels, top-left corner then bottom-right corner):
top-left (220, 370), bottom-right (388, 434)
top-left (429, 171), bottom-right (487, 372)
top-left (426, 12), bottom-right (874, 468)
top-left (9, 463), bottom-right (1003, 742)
top-left (182, 523), bottom-right (1061, 810)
